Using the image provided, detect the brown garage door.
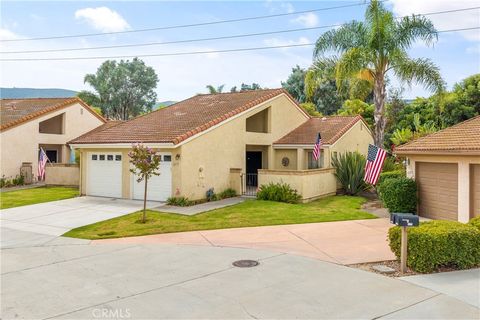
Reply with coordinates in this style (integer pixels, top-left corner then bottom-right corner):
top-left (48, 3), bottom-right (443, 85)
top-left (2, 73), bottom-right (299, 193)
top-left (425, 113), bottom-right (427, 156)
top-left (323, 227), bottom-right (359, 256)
top-left (471, 164), bottom-right (480, 218)
top-left (416, 162), bottom-right (458, 220)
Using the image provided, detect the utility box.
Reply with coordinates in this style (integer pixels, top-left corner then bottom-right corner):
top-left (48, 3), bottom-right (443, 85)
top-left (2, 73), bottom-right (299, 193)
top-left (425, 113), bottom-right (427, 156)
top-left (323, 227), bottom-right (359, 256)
top-left (390, 213), bottom-right (419, 227)
top-left (20, 162), bottom-right (33, 184)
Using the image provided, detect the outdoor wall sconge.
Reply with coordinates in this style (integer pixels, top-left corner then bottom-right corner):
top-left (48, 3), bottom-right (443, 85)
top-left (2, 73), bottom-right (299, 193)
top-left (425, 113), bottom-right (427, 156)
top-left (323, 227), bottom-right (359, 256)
top-left (282, 157), bottom-right (290, 167)
top-left (175, 154), bottom-right (181, 160)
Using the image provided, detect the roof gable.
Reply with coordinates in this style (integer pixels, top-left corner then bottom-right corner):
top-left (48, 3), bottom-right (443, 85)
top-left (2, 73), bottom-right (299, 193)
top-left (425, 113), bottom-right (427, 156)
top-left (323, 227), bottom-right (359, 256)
top-left (274, 116), bottom-right (366, 146)
top-left (70, 88), bottom-right (306, 145)
top-left (395, 115), bottom-right (480, 153)
top-left (0, 97), bottom-right (106, 131)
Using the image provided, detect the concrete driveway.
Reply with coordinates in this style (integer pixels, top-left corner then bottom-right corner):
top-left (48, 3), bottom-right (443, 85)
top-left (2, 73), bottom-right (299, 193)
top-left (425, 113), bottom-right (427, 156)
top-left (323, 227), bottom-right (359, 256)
top-left (0, 196), bottom-right (162, 248)
top-left (1, 234), bottom-right (478, 319)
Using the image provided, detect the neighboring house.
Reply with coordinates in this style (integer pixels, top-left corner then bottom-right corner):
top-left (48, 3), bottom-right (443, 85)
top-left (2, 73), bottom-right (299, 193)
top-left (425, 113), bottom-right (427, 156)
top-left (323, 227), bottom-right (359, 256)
top-left (0, 98), bottom-right (106, 180)
top-left (69, 89), bottom-right (373, 202)
top-left (395, 115), bottom-right (480, 222)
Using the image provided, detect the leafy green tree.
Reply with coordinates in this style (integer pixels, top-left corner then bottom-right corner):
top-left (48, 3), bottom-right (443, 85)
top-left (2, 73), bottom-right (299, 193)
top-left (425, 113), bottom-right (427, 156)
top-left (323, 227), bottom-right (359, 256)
top-left (310, 0), bottom-right (444, 146)
top-left (128, 144), bottom-right (161, 223)
top-left (337, 99), bottom-right (374, 127)
top-left (230, 83), bottom-right (263, 92)
top-left (82, 58), bottom-right (158, 120)
top-left (282, 65), bottom-right (307, 103)
top-left (300, 102), bottom-right (321, 116)
top-left (391, 113), bottom-right (437, 146)
top-left (206, 84), bottom-right (225, 94)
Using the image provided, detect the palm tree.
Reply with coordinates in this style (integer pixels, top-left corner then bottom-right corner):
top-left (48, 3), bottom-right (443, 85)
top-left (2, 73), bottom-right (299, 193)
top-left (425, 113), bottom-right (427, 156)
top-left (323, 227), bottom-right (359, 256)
top-left (309, 0), bottom-right (444, 146)
top-left (206, 84), bottom-right (225, 94)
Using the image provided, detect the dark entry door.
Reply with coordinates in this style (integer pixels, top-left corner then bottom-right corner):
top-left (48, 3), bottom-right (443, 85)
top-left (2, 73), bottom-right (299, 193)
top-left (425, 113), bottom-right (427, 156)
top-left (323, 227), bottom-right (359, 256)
top-left (246, 151), bottom-right (262, 187)
top-left (45, 150), bottom-right (58, 163)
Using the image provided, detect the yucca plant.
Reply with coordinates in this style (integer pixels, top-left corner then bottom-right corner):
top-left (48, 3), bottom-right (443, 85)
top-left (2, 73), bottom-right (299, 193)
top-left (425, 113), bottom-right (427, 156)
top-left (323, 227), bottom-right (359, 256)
top-left (331, 151), bottom-right (368, 195)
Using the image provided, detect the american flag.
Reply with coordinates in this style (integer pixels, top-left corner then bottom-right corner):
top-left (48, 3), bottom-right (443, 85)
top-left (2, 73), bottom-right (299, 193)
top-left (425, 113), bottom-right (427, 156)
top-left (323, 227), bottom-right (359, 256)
top-left (38, 148), bottom-right (48, 181)
top-left (313, 133), bottom-right (322, 161)
top-left (364, 144), bottom-right (387, 185)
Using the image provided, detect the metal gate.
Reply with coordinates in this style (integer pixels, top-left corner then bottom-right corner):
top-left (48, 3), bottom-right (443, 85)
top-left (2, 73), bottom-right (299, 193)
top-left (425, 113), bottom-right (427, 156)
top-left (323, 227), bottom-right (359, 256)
top-left (241, 173), bottom-right (258, 196)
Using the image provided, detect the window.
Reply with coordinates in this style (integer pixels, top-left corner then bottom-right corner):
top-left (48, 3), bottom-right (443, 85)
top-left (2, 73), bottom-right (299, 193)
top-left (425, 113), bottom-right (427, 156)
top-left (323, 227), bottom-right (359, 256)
top-left (92, 154), bottom-right (98, 160)
top-left (99, 155), bottom-right (105, 161)
top-left (246, 108), bottom-right (270, 133)
top-left (307, 151), bottom-right (324, 169)
top-left (115, 155), bottom-right (122, 161)
top-left (163, 155), bottom-right (172, 162)
top-left (107, 155), bottom-right (114, 161)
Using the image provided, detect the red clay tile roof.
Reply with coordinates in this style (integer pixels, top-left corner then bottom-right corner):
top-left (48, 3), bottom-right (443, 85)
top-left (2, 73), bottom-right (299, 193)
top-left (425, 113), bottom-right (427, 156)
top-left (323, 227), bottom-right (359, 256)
top-left (0, 97), bottom-right (106, 131)
top-left (395, 115), bottom-right (480, 154)
top-left (69, 89), bottom-right (305, 145)
top-left (274, 115), bottom-right (366, 145)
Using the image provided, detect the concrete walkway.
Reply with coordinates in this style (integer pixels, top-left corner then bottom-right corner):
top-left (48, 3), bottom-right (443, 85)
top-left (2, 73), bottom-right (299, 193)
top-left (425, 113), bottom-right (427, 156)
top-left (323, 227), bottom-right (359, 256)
top-left (401, 269), bottom-right (480, 308)
top-left (151, 197), bottom-right (245, 215)
top-left (2, 233), bottom-right (478, 319)
top-left (94, 218), bottom-right (396, 265)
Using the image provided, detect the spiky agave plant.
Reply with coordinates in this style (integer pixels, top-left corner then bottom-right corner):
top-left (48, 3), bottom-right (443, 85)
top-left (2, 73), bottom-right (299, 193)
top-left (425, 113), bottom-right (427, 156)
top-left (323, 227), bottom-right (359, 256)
top-left (331, 151), bottom-right (368, 195)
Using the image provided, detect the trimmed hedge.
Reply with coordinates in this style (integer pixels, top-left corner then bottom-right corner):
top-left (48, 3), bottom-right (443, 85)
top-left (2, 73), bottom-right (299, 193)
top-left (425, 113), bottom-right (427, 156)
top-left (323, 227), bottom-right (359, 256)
top-left (388, 221), bottom-right (480, 273)
top-left (468, 216), bottom-right (480, 231)
top-left (257, 182), bottom-right (301, 204)
top-left (377, 170), bottom-right (405, 186)
top-left (379, 177), bottom-right (417, 213)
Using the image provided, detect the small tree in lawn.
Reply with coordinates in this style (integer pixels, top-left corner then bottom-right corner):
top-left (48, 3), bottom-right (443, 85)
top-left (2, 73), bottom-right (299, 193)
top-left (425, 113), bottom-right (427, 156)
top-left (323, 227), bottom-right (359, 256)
top-left (128, 144), bottom-right (161, 223)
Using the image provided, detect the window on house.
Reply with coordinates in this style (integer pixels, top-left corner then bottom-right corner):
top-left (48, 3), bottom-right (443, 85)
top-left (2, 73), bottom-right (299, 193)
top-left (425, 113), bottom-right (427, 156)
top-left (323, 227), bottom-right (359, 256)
top-left (38, 113), bottom-right (65, 134)
top-left (163, 155), bottom-right (172, 162)
top-left (246, 108), bottom-right (270, 133)
top-left (107, 155), bottom-right (114, 161)
top-left (92, 154), bottom-right (98, 160)
top-left (307, 151), bottom-right (324, 169)
top-left (99, 155), bottom-right (105, 161)
top-left (115, 155), bottom-right (122, 161)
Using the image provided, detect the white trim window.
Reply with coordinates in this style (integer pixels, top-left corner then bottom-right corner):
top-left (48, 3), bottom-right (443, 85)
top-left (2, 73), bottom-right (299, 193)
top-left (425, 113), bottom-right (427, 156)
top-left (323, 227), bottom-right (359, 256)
top-left (307, 150), bottom-right (324, 169)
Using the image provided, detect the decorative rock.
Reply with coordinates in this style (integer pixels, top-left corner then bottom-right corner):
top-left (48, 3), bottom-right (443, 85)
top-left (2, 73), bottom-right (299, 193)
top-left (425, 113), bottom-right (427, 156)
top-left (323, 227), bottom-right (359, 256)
top-left (372, 265), bottom-right (396, 274)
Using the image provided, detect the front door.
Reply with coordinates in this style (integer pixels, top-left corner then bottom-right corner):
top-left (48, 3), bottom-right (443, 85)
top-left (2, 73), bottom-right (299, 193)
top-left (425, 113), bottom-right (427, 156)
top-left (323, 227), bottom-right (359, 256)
top-left (246, 151), bottom-right (262, 187)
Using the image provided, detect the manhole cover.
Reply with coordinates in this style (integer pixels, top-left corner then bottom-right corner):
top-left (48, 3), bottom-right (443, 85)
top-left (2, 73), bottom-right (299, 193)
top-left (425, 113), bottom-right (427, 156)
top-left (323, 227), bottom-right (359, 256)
top-left (232, 260), bottom-right (259, 268)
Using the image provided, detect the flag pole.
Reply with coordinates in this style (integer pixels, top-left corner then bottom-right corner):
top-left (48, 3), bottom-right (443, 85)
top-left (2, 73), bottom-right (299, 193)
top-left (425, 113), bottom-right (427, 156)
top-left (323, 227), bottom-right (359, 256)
top-left (39, 147), bottom-right (54, 166)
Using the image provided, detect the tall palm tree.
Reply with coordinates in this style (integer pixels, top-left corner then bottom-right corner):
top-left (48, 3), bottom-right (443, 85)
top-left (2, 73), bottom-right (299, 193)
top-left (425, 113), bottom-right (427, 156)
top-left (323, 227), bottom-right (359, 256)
top-left (206, 84), bottom-right (225, 94)
top-left (309, 0), bottom-right (444, 146)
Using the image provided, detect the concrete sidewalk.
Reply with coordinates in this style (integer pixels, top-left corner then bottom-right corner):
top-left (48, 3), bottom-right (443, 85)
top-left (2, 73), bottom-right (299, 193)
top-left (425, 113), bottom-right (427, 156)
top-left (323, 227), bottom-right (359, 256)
top-left (151, 197), bottom-right (245, 215)
top-left (94, 218), bottom-right (396, 265)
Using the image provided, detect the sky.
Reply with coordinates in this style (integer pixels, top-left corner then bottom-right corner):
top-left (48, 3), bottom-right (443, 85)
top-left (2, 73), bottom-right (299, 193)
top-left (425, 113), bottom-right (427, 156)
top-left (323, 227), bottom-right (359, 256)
top-left (1, 0), bottom-right (479, 102)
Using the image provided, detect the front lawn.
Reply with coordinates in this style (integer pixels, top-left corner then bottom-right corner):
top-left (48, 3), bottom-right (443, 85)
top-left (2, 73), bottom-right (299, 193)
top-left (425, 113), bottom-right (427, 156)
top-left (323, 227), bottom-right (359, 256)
top-left (64, 195), bottom-right (376, 239)
top-left (0, 186), bottom-right (79, 209)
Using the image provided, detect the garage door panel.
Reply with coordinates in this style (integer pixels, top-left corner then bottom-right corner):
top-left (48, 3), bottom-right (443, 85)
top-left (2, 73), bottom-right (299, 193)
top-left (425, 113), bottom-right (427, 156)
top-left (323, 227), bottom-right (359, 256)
top-left (132, 154), bottom-right (172, 202)
top-left (87, 152), bottom-right (122, 198)
top-left (416, 162), bottom-right (458, 221)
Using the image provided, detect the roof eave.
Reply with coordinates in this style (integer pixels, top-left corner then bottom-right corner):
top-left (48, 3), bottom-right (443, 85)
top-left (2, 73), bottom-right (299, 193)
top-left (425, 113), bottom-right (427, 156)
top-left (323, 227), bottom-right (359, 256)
top-left (395, 149), bottom-right (480, 156)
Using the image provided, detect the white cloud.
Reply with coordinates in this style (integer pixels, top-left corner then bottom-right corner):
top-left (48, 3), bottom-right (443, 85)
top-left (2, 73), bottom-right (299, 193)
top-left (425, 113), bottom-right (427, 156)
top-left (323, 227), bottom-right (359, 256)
top-left (75, 7), bottom-right (130, 32)
top-left (466, 44), bottom-right (480, 54)
top-left (389, 0), bottom-right (480, 42)
top-left (264, 36), bottom-right (311, 47)
top-left (0, 28), bottom-right (19, 40)
top-left (291, 12), bottom-right (319, 27)
top-left (264, 1), bottom-right (294, 14)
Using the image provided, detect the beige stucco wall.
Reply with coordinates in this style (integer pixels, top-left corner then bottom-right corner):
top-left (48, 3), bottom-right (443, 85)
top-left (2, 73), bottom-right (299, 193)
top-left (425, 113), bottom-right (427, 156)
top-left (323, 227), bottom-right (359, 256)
top-left (402, 153), bottom-right (480, 222)
top-left (0, 103), bottom-right (104, 179)
top-left (258, 168), bottom-right (337, 202)
top-left (328, 121), bottom-right (373, 167)
top-left (274, 149), bottom-right (298, 170)
top-left (177, 94), bottom-right (309, 200)
top-left (45, 164), bottom-right (79, 186)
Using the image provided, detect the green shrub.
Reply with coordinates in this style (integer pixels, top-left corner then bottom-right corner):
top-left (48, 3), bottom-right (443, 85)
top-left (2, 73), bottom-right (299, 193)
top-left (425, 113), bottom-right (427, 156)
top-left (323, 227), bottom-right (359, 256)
top-left (388, 221), bottom-right (480, 272)
top-left (377, 170), bottom-right (405, 186)
top-left (257, 182), bottom-right (301, 204)
top-left (468, 216), bottom-right (480, 231)
top-left (218, 188), bottom-right (237, 199)
top-left (379, 177), bottom-right (417, 213)
top-left (166, 196), bottom-right (193, 207)
top-left (331, 151), bottom-right (368, 195)
top-left (382, 157), bottom-right (404, 172)
top-left (0, 175), bottom-right (25, 188)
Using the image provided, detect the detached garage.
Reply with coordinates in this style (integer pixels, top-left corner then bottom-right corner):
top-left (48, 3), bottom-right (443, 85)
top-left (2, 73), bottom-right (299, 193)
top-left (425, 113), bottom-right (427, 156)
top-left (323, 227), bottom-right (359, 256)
top-left (396, 115), bottom-right (480, 222)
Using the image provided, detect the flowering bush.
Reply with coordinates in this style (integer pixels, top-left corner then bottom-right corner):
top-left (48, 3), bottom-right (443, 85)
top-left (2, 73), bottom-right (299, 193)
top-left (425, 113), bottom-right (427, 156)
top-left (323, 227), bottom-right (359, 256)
top-left (128, 143), bottom-right (161, 223)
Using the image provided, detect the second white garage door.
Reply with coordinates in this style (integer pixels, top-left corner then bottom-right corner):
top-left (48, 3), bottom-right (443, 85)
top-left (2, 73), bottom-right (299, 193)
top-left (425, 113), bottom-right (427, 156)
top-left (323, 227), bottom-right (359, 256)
top-left (87, 152), bottom-right (123, 198)
top-left (132, 154), bottom-right (172, 201)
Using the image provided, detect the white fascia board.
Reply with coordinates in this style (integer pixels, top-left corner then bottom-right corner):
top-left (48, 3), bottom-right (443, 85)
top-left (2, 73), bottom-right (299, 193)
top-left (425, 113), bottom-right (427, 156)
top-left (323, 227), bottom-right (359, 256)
top-left (70, 143), bottom-right (176, 149)
top-left (273, 144), bottom-right (331, 149)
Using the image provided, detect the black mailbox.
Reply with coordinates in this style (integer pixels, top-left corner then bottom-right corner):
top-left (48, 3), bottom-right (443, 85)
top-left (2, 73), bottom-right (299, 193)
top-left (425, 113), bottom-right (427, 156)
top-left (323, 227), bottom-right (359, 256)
top-left (390, 213), bottom-right (419, 227)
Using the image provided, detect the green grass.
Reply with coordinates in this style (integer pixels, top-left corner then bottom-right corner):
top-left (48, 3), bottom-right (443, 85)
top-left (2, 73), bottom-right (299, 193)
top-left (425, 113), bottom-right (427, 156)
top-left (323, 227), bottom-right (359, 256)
top-left (0, 186), bottom-right (79, 209)
top-left (64, 196), bottom-right (376, 240)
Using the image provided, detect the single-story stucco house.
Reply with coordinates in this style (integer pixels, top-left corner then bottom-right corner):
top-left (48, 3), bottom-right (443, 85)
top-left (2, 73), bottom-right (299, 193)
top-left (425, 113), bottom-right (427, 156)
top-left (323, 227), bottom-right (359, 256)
top-left (69, 89), bottom-right (373, 202)
top-left (395, 115), bottom-right (480, 222)
top-left (0, 97), bottom-right (106, 182)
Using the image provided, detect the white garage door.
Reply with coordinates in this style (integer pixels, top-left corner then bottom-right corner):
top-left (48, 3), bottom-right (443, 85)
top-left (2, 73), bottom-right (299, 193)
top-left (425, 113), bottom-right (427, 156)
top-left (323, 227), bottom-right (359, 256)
top-left (87, 152), bottom-right (123, 198)
top-left (132, 154), bottom-right (172, 201)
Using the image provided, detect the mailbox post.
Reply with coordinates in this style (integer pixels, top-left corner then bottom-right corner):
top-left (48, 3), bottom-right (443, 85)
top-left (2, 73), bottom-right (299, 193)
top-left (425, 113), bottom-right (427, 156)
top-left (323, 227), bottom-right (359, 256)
top-left (390, 213), bottom-right (419, 273)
